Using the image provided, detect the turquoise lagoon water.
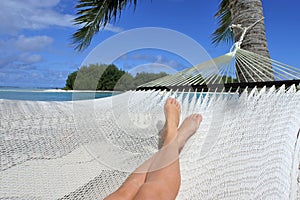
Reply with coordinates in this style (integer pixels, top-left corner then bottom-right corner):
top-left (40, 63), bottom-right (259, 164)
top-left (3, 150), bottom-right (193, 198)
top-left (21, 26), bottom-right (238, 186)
top-left (0, 87), bottom-right (119, 101)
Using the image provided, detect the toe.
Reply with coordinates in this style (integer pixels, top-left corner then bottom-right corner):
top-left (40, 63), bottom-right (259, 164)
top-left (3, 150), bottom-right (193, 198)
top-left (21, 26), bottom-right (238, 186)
top-left (176, 100), bottom-right (181, 110)
top-left (165, 98), bottom-right (172, 106)
top-left (174, 99), bottom-right (179, 106)
top-left (190, 114), bottom-right (197, 119)
top-left (195, 114), bottom-right (202, 123)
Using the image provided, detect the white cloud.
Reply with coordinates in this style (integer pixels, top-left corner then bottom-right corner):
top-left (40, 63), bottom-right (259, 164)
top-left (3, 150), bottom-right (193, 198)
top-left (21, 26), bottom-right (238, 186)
top-left (104, 24), bottom-right (124, 33)
top-left (31, 72), bottom-right (39, 78)
top-left (0, 56), bottom-right (15, 67)
top-left (18, 53), bottom-right (43, 64)
top-left (0, 0), bottom-right (123, 35)
top-left (26, 0), bottom-right (61, 8)
top-left (129, 63), bottom-right (178, 76)
top-left (131, 54), bottom-right (155, 61)
top-left (15, 35), bottom-right (53, 52)
top-left (119, 53), bottom-right (186, 70)
top-left (0, 34), bottom-right (53, 68)
top-left (155, 55), bottom-right (163, 63)
top-left (0, 0), bottom-right (72, 34)
top-left (27, 10), bottom-right (75, 29)
top-left (0, 66), bottom-right (69, 87)
top-left (0, 0), bottom-right (123, 87)
top-left (0, 0), bottom-right (123, 69)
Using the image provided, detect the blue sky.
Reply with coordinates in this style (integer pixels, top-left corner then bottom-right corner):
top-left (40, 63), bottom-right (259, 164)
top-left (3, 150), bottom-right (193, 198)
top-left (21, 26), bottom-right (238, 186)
top-left (0, 0), bottom-right (299, 88)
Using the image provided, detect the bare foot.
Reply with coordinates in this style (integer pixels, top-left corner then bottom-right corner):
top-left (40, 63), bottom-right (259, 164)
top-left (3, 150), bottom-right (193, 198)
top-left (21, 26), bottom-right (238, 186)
top-left (162, 98), bottom-right (181, 145)
top-left (177, 114), bottom-right (202, 151)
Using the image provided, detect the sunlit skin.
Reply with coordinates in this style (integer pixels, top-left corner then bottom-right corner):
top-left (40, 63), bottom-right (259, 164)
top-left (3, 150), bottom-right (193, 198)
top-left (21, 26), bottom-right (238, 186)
top-left (105, 98), bottom-right (202, 200)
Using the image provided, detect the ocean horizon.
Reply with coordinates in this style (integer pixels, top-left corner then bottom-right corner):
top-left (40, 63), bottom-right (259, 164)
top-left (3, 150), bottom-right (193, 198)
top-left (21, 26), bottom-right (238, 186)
top-left (0, 86), bottom-right (120, 101)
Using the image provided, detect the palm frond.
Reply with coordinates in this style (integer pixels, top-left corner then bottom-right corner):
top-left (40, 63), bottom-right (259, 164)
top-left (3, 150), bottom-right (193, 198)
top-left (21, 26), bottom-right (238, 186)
top-left (211, 0), bottom-right (234, 46)
top-left (72, 0), bottom-right (138, 51)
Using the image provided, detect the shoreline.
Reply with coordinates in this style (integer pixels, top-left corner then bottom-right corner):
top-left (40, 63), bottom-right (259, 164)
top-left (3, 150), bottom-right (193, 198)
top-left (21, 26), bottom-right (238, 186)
top-left (41, 89), bottom-right (123, 93)
top-left (0, 88), bottom-right (123, 93)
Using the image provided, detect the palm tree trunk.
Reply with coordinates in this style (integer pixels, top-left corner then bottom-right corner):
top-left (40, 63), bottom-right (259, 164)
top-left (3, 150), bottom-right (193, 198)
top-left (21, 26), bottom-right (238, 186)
top-left (229, 0), bottom-right (273, 82)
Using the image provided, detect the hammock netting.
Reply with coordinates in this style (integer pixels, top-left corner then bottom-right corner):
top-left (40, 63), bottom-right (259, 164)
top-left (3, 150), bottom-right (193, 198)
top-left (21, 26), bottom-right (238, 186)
top-left (1, 46), bottom-right (300, 199)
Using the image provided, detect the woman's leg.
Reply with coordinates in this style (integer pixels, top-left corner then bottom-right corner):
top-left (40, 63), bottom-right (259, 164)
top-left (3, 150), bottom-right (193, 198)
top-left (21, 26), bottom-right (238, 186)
top-left (133, 101), bottom-right (202, 200)
top-left (105, 98), bottom-right (179, 200)
top-left (105, 98), bottom-right (202, 200)
top-left (104, 144), bottom-right (167, 200)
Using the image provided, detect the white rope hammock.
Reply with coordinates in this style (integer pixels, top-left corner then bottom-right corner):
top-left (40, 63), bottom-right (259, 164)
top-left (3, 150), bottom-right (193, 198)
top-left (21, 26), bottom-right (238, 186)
top-left (1, 18), bottom-right (300, 200)
top-left (0, 87), bottom-right (300, 199)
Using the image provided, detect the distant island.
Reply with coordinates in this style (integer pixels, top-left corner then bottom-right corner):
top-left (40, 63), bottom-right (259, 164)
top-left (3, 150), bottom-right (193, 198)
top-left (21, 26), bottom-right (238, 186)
top-left (63, 64), bottom-right (168, 91)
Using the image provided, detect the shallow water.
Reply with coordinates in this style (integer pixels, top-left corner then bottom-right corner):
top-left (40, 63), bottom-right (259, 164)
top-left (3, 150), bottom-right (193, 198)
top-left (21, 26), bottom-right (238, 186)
top-left (0, 87), bottom-right (119, 101)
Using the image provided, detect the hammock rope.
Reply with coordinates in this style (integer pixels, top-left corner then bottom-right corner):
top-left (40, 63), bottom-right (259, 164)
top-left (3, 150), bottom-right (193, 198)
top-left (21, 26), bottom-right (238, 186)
top-left (138, 18), bottom-right (300, 90)
top-left (137, 47), bottom-right (300, 91)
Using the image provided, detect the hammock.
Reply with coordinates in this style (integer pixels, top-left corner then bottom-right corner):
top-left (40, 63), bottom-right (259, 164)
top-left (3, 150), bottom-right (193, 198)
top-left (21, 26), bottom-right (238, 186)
top-left (1, 20), bottom-right (300, 198)
top-left (0, 86), bottom-right (299, 199)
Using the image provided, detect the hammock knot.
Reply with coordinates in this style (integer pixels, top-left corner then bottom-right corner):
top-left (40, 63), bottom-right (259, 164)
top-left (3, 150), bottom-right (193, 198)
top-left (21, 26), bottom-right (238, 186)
top-left (230, 17), bottom-right (265, 51)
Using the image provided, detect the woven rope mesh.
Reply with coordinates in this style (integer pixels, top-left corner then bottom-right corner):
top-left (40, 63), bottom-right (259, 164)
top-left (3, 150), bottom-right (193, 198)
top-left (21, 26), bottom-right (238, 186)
top-left (0, 86), bottom-right (299, 199)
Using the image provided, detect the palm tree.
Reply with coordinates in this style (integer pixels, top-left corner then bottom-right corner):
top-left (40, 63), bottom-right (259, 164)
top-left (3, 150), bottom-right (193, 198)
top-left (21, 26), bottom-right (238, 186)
top-left (73, 0), bottom-right (138, 51)
top-left (213, 0), bottom-right (273, 82)
top-left (72, 0), bottom-right (273, 82)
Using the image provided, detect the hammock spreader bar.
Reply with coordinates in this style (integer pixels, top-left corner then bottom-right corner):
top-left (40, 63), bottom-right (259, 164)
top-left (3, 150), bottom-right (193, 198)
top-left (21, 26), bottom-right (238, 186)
top-left (136, 80), bottom-right (300, 92)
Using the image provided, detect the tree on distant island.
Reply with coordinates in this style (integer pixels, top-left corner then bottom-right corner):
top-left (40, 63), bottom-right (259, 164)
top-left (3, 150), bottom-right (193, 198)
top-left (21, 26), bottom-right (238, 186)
top-left (72, 0), bottom-right (272, 82)
top-left (63, 63), bottom-right (168, 91)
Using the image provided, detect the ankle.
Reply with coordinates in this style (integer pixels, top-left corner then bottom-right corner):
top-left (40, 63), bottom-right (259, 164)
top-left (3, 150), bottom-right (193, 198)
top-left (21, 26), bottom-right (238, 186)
top-left (165, 121), bottom-right (178, 130)
top-left (162, 129), bottom-right (178, 145)
top-left (177, 137), bottom-right (186, 152)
